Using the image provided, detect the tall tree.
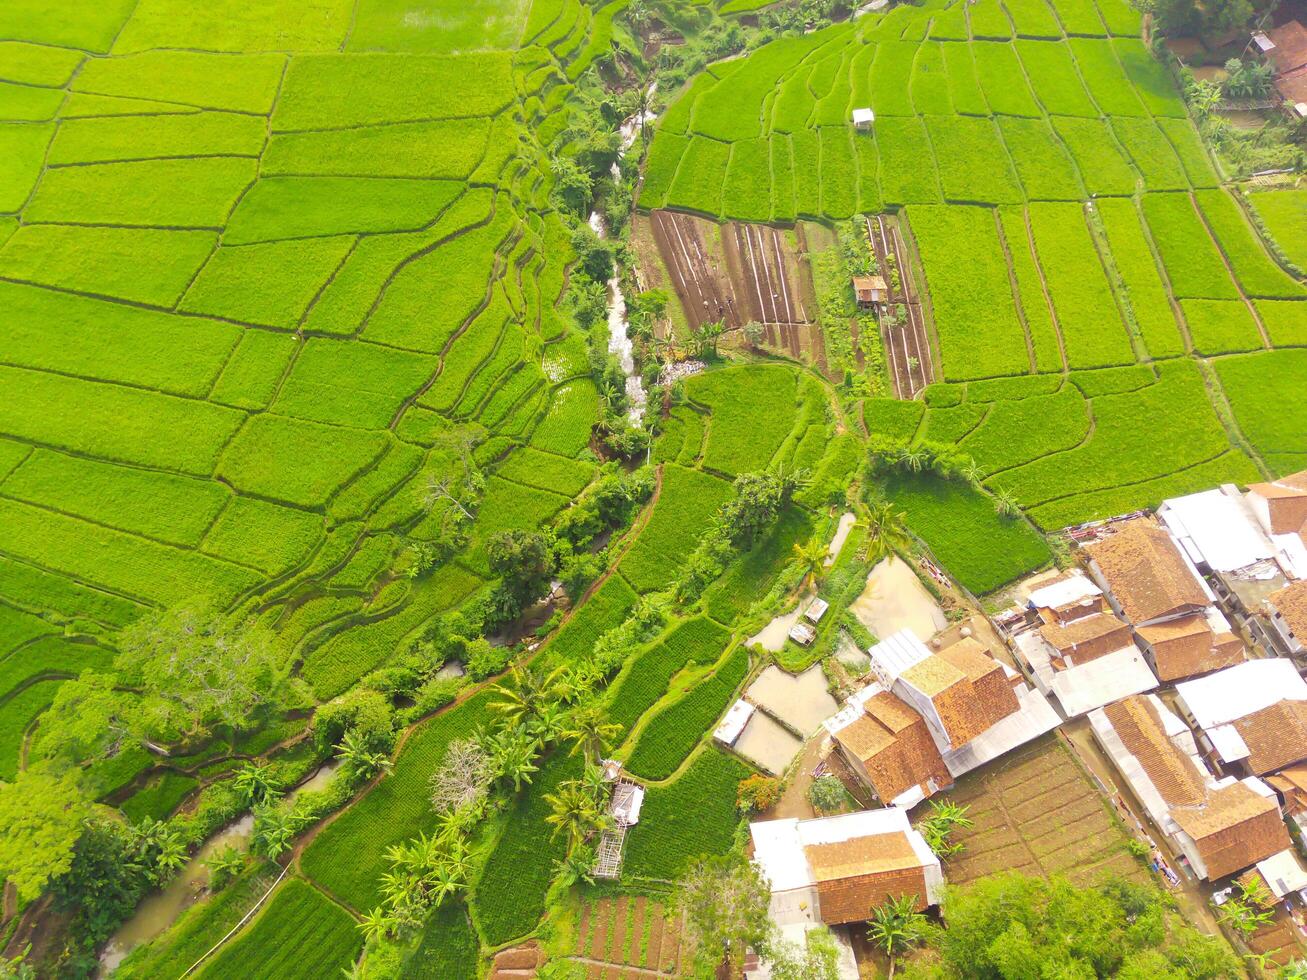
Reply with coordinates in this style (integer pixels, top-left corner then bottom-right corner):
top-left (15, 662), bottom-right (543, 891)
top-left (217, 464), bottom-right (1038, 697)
top-left (675, 855), bottom-right (772, 977)
top-left (115, 603), bottom-right (286, 741)
top-left (0, 767), bottom-right (90, 901)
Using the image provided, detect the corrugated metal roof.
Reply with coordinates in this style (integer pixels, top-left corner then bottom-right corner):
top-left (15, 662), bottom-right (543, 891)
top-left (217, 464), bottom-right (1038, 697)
top-left (1159, 487), bottom-right (1275, 573)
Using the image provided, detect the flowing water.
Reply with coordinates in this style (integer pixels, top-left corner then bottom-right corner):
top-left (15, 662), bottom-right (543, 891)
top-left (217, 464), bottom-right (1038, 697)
top-left (98, 758), bottom-right (343, 974)
top-left (588, 209), bottom-right (646, 425)
top-left (97, 814), bottom-right (256, 975)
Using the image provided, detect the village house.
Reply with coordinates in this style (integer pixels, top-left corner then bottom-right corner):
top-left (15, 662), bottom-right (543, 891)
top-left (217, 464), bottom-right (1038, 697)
top-left (1245, 471), bottom-right (1307, 580)
top-left (851, 274), bottom-right (887, 308)
top-left (1011, 571), bottom-right (1158, 717)
top-left (750, 808), bottom-right (944, 929)
top-left (824, 630), bottom-right (1058, 805)
top-left (1158, 487), bottom-right (1291, 645)
top-left (1174, 659), bottom-right (1307, 780)
top-left (1263, 579), bottom-right (1307, 659)
top-left (1238, 849), bottom-right (1307, 908)
top-left (1267, 765), bottom-right (1307, 821)
top-left (823, 682), bottom-right (952, 808)
top-left (1083, 518), bottom-right (1246, 680)
top-left (1252, 21), bottom-right (1307, 117)
top-left (1089, 693), bottom-right (1291, 881)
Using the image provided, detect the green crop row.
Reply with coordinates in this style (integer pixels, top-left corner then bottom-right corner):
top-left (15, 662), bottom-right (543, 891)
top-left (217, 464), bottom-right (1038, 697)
top-left (302, 690), bottom-right (497, 910)
top-left (473, 753), bottom-right (581, 945)
top-left (606, 617), bottom-right (734, 736)
top-left (1094, 197), bottom-right (1186, 358)
top-left (624, 645), bottom-right (750, 781)
top-left (1027, 202), bottom-right (1135, 369)
top-left (619, 465), bottom-right (735, 594)
top-left (992, 360), bottom-right (1234, 517)
top-left (909, 205), bottom-right (1028, 380)
top-left (685, 364), bottom-right (799, 475)
top-left (624, 748), bottom-right (753, 882)
top-left (198, 878), bottom-right (361, 980)
top-left (1216, 349), bottom-right (1307, 467)
top-left (892, 472), bottom-right (1052, 592)
top-left (960, 385), bottom-right (1091, 475)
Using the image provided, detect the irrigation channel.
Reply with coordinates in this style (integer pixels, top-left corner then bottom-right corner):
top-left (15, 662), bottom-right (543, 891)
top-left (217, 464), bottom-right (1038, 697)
top-left (97, 759), bottom-right (344, 975)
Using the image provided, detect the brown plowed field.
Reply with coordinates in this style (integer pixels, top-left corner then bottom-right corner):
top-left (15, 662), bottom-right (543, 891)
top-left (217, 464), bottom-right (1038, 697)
top-left (571, 896), bottom-right (686, 976)
top-left (935, 735), bottom-right (1148, 888)
top-left (866, 214), bottom-right (933, 400)
top-left (648, 209), bottom-right (822, 364)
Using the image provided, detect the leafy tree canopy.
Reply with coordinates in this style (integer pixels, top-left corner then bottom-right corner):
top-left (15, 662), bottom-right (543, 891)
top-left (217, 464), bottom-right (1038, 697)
top-left (0, 767), bottom-right (91, 902)
top-left (901, 873), bottom-right (1240, 980)
top-left (116, 603), bottom-right (288, 742)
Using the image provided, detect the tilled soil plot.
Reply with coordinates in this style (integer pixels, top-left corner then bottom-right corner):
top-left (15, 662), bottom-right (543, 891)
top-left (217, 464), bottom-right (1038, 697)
top-left (572, 896), bottom-right (686, 976)
top-left (648, 210), bottom-right (820, 363)
top-left (936, 735), bottom-right (1147, 888)
top-left (866, 213), bottom-right (934, 399)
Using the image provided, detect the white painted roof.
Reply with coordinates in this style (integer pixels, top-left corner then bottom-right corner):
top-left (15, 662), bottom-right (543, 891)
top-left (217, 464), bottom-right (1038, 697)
top-left (1027, 573), bottom-right (1101, 611)
top-left (851, 107), bottom-right (875, 124)
top-left (715, 699), bottom-right (755, 745)
top-left (1175, 658), bottom-right (1307, 729)
top-left (823, 681), bottom-right (885, 737)
top-left (806, 598), bottom-right (830, 623)
top-left (868, 629), bottom-right (932, 682)
top-left (1208, 724), bottom-right (1251, 763)
top-left (1159, 487), bottom-right (1275, 572)
top-left (1272, 531), bottom-right (1307, 581)
top-left (1047, 645), bottom-right (1159, 718)
top-left (1259, 849), bottom-right (1307, 899)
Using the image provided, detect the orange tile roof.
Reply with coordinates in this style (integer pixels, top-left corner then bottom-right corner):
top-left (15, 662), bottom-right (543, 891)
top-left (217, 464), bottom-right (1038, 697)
top-left (805, 831), bottom-right (920, 880)
top-left (814, 867), bottom-right (928, 924)
top-left (1039, 613), bottom-right (1133, 663)
top-left (1268, 581), bottom-right (1307, 643)
top-left (1104, 696), bottom-right (1207, 807)
top-left (1084, 519), bottom-right (1208, 624)
top-left (1137, 614), bottom-right (1246, 681)
top-left (1249, 472), bottom-right (1307, 535)
top-left (805, 831), bottom-right (932, 923)
top-left (1232, 701), bottom-right (1307, 776)
top-left (833, 691), bottom-right (950, 802)
top-left (900, 656), bottom-right (966, 698)
top-left (1171, 782), bottom-right (1290, 880)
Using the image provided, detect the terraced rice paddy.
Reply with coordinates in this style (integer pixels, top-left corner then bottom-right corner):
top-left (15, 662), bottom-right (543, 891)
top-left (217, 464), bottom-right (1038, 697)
top-left (3, 0), bottom-right (1305, 974)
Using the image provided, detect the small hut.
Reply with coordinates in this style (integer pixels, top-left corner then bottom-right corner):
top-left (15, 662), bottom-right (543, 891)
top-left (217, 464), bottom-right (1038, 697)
top-left (851, 107), bottom-right (875, 131)
top-left (852, 274), bottom-right (887, 307)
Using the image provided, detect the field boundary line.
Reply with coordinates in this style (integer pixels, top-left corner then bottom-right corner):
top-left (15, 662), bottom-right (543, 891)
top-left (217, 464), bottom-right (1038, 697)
top-left (179, 862), bottom-right (290, 978)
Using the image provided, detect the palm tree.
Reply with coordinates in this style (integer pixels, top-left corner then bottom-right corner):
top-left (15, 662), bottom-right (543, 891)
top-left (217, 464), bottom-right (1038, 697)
top-left (358, 907), bottom-right (395, 944)
top-left (427, 859), bottom-right (466, 908)
top-left (961, 458), bottom-right (983, 486)
top-left (252, 803), bottom-right (296, 860)
top-left (918, 800), bottom-right (973, 858)
top-left (154, 833), bottom-right (188, 878)
top-left (489, 664), bottom-right (566, 725)
top-left (565, 702), bottom-right (622, 761)
top-left (867, 894), bottom-right (926, 979)
top-left (864, 502), bottom-right (912, 564)
top-left (903, 447), bottom-right (930, 473)
top-left (487, 727), bottom-right (540, 791)
top-left (993, 488), bottom-right (1021, 519)
top-left (545, 779), bottom-right (607, 849)
top-left (555, 844), bottom-right (598, 888)
top-left (791, 536), bottom-right (828, 591)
